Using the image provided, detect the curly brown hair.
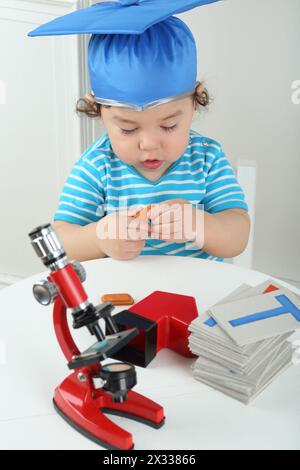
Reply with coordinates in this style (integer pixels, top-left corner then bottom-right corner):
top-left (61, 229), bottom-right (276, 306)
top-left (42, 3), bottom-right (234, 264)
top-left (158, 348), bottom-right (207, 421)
top-left (75, 81), bottom-right (211, 118)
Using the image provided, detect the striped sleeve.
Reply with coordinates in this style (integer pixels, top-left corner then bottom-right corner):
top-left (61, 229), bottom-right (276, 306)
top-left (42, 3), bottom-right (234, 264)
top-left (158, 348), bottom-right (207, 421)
top-left (201, 144), bottom-right (249, 214)
top-left (53, 153), bottom-right (105, 226)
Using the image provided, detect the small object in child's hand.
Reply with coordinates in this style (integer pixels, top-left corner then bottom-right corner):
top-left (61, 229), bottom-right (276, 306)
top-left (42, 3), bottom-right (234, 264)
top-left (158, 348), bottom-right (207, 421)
top-left (133, 204), bottom-right (152, 224)
top-left (101, 293), bottom-right (134, 306)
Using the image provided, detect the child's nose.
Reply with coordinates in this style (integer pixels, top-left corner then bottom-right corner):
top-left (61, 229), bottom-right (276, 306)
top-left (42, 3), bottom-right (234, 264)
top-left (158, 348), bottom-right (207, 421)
top-left (139, 134), bottom-right (160, 151)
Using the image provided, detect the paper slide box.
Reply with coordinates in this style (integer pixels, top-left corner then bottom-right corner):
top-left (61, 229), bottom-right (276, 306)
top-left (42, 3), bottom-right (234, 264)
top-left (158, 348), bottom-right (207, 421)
top-left (208, 288), bottom-right (300, 346)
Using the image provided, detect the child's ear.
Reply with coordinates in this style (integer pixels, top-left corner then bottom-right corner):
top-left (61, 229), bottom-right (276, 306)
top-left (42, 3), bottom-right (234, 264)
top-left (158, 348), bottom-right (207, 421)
top-left (195, 83), bottom-right (205, 104)
top-left (193, 83), bottom-right (204, 110)
top-left (85, 92), bottom-right (98, 113)
top-left (194, 83), bottom-right (208, 109)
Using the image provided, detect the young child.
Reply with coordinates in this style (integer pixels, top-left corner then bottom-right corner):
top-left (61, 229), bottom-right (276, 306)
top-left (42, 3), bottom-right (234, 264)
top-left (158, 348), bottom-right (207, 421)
top-left (28, 0), bottom-right (250, 262)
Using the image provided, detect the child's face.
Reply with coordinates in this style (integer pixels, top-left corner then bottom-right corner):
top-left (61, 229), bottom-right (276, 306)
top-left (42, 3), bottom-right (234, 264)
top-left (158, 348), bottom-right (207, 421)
top-left (100, 96), bottom-right (195, 181)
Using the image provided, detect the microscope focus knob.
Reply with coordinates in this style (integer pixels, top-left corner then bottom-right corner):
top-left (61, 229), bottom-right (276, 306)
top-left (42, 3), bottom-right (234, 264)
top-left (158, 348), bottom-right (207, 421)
top-left (32, 280), bottom-right (58, 306)
top-left (71, 261), bottom-right (86, 283)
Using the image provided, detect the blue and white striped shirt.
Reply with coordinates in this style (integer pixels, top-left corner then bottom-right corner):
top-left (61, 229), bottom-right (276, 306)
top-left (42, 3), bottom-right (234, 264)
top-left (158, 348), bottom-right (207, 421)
top-left (53, 129), bottom-right (248, 261)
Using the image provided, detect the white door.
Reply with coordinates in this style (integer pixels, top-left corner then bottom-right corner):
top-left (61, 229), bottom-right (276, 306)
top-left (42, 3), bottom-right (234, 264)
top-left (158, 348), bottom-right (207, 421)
top-left (0, 0), bottom-right (84, 277)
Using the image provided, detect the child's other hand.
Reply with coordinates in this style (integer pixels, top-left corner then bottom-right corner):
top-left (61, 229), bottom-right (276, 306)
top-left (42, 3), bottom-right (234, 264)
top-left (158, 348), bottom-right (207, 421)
top-left (96, 209), bottom-right (149, 260)
top-left (149, 199), bottom-right (204, 245)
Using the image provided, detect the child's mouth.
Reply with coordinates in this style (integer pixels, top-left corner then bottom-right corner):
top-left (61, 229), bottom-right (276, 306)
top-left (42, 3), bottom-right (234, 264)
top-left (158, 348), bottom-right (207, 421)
top-left (140, 160), bottom-right (163, 170)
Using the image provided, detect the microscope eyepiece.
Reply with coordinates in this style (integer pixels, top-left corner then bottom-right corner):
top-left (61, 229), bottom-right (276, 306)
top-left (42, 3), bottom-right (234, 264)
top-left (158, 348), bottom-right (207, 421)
top-left (28, 223), bottom-right (51, 238)
top-left (29, 224), bottom-right (66, 268)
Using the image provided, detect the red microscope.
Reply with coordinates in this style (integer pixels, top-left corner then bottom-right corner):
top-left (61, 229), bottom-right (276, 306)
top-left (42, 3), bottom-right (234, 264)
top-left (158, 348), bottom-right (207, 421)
top-left (29, 223), bottom-right (165, 450)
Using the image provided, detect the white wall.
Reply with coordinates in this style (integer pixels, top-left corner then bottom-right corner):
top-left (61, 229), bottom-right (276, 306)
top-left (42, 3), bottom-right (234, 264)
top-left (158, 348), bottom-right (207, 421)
top-left (182, 0), bottom-right (300, 281)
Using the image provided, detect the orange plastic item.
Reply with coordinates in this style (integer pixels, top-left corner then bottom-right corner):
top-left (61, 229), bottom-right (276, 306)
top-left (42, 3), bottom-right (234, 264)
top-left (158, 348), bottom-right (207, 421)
top-left (133, 204), bottom-right (152, 222)
top-left (101, 293), bottom-right (134, 306)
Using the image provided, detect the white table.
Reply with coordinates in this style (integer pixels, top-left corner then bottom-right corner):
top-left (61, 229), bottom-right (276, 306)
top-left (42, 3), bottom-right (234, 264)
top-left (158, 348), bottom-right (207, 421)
top-left (0, 256), bottom-right (299, 450)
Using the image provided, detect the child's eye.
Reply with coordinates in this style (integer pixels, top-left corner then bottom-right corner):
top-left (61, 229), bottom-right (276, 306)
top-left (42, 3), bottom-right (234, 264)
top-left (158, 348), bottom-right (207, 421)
top-left (120, 125), bottom-right (177, 135)
top-left (162, 125), bottom-right (177, 133)
top-left (120, 128), bottom-right (137, 135)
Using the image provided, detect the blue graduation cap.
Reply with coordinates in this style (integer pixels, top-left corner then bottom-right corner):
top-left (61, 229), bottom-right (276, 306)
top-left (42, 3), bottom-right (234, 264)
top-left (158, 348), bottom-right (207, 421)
top-left (28, 0), bottom-right (221, 111)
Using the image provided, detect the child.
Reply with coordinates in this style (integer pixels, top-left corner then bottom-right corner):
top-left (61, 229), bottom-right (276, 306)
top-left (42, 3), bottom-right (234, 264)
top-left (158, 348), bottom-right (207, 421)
top-left (28, 0), bottom-right (250, 262)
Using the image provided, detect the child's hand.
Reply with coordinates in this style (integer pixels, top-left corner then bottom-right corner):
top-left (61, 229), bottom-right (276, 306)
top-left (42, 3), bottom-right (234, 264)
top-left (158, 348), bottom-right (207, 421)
top-left (96, 209), bottom-right (149, 260)
top-left (148, 199), bottom-right (204, 245)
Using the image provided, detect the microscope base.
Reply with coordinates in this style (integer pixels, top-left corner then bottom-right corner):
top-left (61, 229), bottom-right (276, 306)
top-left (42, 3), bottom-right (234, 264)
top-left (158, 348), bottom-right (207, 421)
top-left (53, 369), bottom-right (165, 450)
